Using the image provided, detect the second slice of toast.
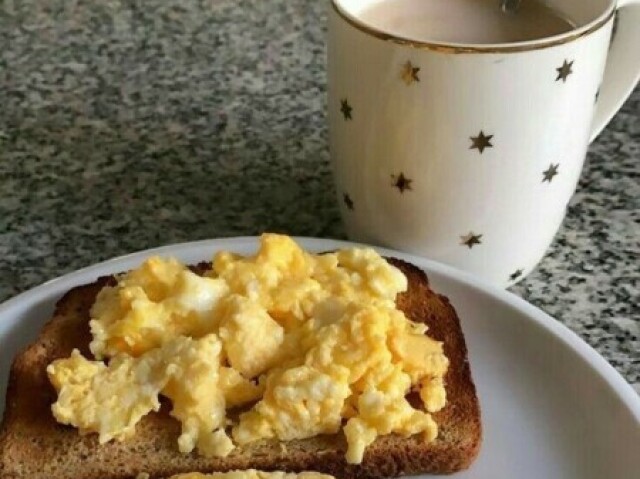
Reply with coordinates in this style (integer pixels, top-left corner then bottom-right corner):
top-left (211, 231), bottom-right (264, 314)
top-left (0, 258), bottom-right (481, 479)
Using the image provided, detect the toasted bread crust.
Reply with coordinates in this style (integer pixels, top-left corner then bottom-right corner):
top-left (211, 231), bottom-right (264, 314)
top-left (0, 259), bottom-right (481, 479)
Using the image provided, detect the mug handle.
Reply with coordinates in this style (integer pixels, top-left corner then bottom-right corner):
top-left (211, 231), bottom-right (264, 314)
top-left (590, 0), bottom-right (640, 142)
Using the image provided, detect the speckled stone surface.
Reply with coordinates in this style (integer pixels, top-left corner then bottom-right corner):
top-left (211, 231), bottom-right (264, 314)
top-left (0, 1), bottom-right (638, 391)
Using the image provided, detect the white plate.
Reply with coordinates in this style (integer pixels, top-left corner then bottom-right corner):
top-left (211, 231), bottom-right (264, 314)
top-left (1, 237), bottom-right (639, 478)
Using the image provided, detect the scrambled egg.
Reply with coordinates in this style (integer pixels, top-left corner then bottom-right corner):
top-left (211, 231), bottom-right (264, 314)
top-left (48, 233), bottom-right (449, 464)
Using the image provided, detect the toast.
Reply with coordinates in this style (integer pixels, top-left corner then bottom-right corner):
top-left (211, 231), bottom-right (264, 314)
top-left (0, 258), bottom-right (481, 479)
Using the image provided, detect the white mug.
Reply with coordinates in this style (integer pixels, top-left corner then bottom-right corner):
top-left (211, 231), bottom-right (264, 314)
top-left (328, 0), bottom-right (640, 287)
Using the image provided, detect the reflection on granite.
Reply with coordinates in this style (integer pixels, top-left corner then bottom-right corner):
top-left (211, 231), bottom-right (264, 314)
top-left (0, 1), bottom-right (637, 390)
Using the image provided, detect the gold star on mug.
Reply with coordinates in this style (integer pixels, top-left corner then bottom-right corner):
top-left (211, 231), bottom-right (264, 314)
top-left (542, 163), bottom-right (559, 183)
top-left (340, 99), bottom-right (352, 120)
top-left (509, 269), bottom-right (524, 281)
top-left (460, 232), bottom-right (482, 249)
top-left (401, 61), bottom-right (420, 85)
top-left (556, 59), bottom-right (574, 82)
top-left (391, 173), bottom-right (412, 193)
top-left (343, 193), bottom-right (354, 210)
top-left (470, 131), bottom-right (493, 153)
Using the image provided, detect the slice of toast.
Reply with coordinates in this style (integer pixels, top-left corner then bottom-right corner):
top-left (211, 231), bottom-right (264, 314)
top-left (0, 258), bottom-right (481, 479)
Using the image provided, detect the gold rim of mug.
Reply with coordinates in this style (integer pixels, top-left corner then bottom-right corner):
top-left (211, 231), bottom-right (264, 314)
top-left (330, 0), bottom-right (616, 53)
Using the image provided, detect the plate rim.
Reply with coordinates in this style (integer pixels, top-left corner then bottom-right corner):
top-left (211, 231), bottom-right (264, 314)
top-left (1, 235), bottom-right (638, 423)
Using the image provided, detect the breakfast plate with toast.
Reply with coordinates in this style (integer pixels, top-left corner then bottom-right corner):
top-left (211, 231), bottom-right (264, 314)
top-left (1, 235), bottom-right (638, 479)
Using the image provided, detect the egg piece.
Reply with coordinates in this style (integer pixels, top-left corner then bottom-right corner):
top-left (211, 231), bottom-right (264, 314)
top-left (170, 269), bottom-right (230, 334)
top-left (233, 365), bottom-right (351, 444)
top-left (89, 257), bottom-right (185, 349)
top-left (420, 376), bottom-right (447, 413)
top-left (219, 367), bottom-right (264, 408)
top-left (49, 335), bottom-right (231, 457)
top-left (213, 234), bottom-right (323, 326)
top-left (218, 295), bottom-right (285, 378)
top-left (267, 277), bottom-right (327, 328)
top-left (343, 364), bottom-right (439, 463)
top-left (90, 284), bottom-right (170, 358)
top-left (48, 348), bottom-right (104, 390)
top-left (334, 248), bottom-right (408, 301)
top-left (89, 257), bottom-right (228, 358)
top-left (305, 304), bottom-right (398, 385)
top-left (122, 256), bottom-right (186, 300)
top-left (389, 331), bottom-right (449, 382)
top-left (211, 234), bottom-right (409, 334)
top-left (343, 418), bottom-right (377, 464)
top-left (47, 349), bottom-right (166, 444)
top-left (197, 429), bottom-right (235, 458)
top-left (213, 234), bottom-right (313, 304)
top-left (160, 334), bottom-right (228, 456)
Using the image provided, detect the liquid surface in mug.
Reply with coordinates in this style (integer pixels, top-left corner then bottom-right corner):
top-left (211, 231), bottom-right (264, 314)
top-left (358, 0), bottom-right (576, 44)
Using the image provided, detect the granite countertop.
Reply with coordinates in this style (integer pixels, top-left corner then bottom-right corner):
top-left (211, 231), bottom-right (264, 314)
top-left (0, 1), bottom-right (638, 391)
